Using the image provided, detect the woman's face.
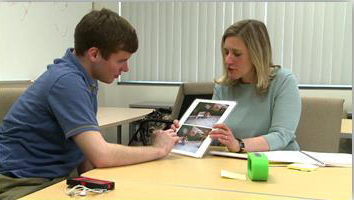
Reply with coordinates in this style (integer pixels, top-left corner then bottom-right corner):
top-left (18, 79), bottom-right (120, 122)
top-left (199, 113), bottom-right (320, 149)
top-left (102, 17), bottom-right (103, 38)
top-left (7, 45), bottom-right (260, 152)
top-left (223, 36), bottom-right (254, 83)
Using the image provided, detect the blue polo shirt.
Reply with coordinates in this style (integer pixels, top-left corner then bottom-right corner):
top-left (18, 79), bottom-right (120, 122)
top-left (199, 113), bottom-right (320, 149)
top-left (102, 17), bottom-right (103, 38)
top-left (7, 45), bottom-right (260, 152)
top-left (0, 48), bottom-right (100, 179)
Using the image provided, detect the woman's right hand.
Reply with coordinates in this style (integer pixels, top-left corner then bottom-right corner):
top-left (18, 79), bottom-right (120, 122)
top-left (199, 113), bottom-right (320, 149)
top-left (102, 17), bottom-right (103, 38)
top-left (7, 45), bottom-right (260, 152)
top-left (209, 123), bottom-right (240, 152)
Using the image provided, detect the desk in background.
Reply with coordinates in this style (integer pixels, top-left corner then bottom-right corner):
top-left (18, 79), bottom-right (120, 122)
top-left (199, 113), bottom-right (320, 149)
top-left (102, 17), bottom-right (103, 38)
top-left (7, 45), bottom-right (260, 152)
top-left (97, 107), bottom-right (153, 143)
top-left (129, 101), bottom-right (173, 112)
top-left (341, 118), bottom-right (352, 139)
top-left (21, 153), bottom-right (351, 199)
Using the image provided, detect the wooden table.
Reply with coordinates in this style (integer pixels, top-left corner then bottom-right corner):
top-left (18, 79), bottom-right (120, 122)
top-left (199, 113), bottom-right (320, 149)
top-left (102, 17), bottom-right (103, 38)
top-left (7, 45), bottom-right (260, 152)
top-left (341, 119), bottom-right (352, 139)
top-left (21, 153), bottom-right (352, 199)
top-left (97, 107), bottom-right (153, 143)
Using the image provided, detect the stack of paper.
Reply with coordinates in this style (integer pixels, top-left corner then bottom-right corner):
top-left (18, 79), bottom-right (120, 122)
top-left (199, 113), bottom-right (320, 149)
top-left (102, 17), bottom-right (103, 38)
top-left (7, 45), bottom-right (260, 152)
top-left (208, 150), bottom-right (352, 167)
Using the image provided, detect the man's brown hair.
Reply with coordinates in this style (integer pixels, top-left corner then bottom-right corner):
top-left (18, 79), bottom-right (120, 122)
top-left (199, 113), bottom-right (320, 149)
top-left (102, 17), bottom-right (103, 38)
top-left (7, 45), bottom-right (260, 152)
top-left (74, 8), bottom-right (138, 59)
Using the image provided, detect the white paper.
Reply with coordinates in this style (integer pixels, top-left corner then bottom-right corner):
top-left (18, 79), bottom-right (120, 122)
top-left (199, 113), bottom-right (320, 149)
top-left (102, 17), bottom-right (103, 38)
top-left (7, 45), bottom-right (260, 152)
top-left (209, 150), bottom-right (352, 167)
top-left (262, 151), bottom-right (324, 166)
top-left (220, 170), bottom-right (246, 180)
top-left (302, 151), bottom-right (352, 167)
top-left (209, 150), bottom-right (248, 159)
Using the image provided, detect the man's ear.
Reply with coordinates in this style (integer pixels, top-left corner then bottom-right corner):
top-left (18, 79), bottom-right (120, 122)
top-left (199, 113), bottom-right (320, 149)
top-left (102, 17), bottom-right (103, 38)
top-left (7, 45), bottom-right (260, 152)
top-left (87, 47), bottom-right (100, 62)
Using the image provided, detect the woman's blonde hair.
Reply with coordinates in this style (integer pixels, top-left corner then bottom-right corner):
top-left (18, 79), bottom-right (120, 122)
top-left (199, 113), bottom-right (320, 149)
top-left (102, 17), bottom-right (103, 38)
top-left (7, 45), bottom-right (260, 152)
top-left (216, 19), bottom-right (277, 95)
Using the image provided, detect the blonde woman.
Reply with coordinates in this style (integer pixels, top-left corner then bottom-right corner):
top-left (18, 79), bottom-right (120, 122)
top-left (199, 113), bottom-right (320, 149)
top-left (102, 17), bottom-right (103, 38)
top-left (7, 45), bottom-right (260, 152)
top-left (172, 20), bottom-right (301, 152)
top-left (208, 19), bottom-right (301, 153)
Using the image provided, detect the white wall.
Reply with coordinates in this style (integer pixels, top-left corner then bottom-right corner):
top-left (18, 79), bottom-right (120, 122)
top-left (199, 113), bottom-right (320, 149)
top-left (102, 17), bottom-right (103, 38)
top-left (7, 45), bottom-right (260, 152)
top-left (0, 2), bottom-right (92, 81)
top-left (98, 83), bottom-right (179, 107)
top-left (300, 89), bottom-right (352, 114)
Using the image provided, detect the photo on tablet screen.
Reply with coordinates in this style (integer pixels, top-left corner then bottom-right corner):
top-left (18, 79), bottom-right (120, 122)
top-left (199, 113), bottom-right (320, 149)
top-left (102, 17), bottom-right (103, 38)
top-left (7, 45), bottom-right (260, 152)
top-left (173, 124), bottom-right (212, 154)
top-left (171, 99), bottom-right (236, 158)
top-left (184, 102), bottom-right (230, 128)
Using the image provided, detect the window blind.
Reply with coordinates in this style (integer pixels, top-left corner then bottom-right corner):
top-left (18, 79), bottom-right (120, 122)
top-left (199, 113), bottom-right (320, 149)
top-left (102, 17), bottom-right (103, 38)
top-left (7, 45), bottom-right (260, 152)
top-left (120, 2), bottom-right (352, 85)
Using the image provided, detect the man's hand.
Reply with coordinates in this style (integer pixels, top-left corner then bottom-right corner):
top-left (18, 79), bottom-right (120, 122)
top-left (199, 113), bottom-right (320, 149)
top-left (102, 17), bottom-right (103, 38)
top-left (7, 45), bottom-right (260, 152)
top-left (153, 129), bottom-right (179, 157)
top-left (74, 129), bottom-right (182, 168)
top-left (171, 120), bottom-right (180, 132)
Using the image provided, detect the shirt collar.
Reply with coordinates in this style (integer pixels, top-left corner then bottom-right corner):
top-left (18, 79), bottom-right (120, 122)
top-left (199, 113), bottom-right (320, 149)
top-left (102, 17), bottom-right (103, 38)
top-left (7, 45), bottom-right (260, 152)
top-left (63, 48), bottom-right (97, 92)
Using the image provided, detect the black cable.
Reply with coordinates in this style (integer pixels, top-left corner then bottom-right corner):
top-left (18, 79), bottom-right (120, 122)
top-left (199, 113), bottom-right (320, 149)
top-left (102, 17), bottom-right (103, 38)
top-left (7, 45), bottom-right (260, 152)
top-left (128, 118), bottom-right (173, 146)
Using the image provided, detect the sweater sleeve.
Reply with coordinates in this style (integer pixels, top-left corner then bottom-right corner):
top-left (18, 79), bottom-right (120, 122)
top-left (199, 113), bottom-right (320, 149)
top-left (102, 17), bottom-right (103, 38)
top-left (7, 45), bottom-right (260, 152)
top-left (263, 74), bottom-right (301, 150)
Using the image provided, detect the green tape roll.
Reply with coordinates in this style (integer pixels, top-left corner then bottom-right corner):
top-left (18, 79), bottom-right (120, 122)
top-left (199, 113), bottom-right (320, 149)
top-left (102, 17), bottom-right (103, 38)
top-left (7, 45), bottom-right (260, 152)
top-left (248, 152), bottom-right (269, 181)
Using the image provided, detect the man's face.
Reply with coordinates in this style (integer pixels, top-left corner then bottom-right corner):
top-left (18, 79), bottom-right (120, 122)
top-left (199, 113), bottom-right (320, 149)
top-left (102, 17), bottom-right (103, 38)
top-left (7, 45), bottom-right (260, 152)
top-left (92, 50), bottom-right (132, 84)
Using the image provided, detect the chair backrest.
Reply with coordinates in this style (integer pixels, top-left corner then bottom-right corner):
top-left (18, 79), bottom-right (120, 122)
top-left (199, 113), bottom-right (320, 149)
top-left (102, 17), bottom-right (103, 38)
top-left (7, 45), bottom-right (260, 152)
top-left (295, 97), bottom-right (344, 153)
top-left (171, 82), bottom-right (215, 120)
top-left (0, 81), bottom-right (32, 124)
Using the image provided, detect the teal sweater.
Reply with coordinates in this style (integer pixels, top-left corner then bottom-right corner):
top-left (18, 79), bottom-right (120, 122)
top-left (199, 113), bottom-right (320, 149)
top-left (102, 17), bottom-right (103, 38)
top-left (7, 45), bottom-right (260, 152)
top-left (213, 67), bottom-right (301, 150)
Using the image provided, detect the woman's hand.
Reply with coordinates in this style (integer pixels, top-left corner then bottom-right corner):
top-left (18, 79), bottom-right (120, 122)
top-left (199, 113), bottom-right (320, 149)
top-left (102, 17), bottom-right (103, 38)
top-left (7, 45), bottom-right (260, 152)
top-left (209, 123), bottom-right (240, 152)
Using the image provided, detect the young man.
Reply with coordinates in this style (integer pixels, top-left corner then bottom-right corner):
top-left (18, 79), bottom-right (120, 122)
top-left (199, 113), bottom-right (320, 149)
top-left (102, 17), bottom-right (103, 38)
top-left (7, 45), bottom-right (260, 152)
top-left (0, 8), bottom-right (179, 199)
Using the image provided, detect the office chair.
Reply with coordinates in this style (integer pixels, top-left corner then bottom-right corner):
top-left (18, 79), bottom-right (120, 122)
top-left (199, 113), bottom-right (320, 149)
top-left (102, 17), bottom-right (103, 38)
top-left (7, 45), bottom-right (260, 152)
top-left (129, 82), bottom-right (215, 146)
top-left (295, 97), bottom-right (344, 153)
top-left (0, 81), bottom-right (32, 124)
top-left (171, 82), bottom-right (215, 120)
